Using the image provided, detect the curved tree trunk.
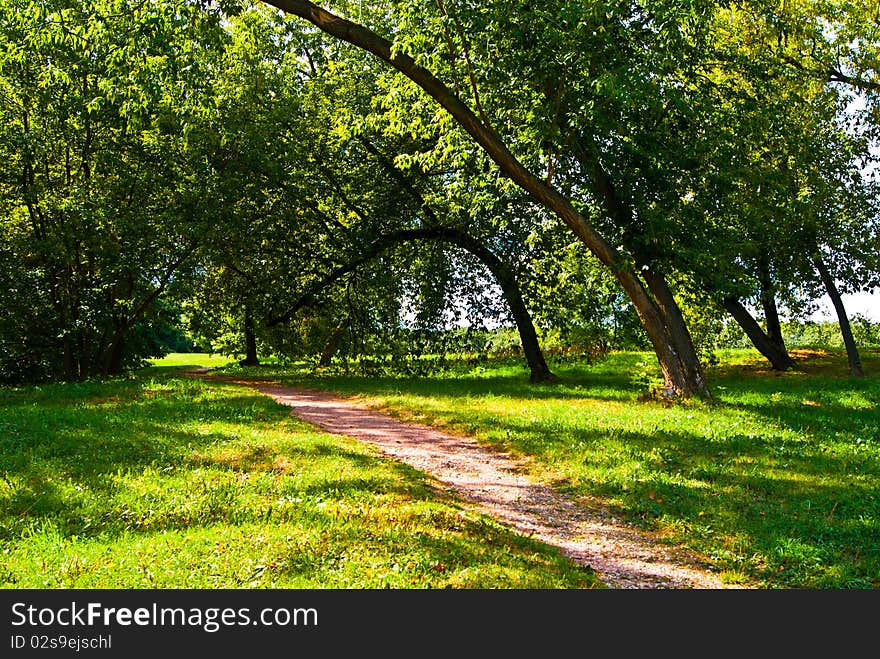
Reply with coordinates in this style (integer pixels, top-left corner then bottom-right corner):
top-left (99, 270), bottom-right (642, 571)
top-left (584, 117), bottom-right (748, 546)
top-left (722, 297), bottom-right (796, 371)
top-left (444, 232), bottom-right (556, 383)
top-left (261, 0), bottom-right (708, 398)
top-left (812, 253), bottom-right (864, 376)
top-left (575, 139), bottom-right (709, 397)
top-left (497, 274), bottom-right (556, 383)
top-left (352, 137), bottom-right (556, 382)
top-left (267, 226), bottom-right (556, 383)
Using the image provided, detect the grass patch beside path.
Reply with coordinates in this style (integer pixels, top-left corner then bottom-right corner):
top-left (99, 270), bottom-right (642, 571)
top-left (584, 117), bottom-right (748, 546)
top-left (218, 348), bottom-right (880, 589)
top-left (146, 352), bottom-right (237, 371)
top-left (0, 375), bottom-right (601, 589)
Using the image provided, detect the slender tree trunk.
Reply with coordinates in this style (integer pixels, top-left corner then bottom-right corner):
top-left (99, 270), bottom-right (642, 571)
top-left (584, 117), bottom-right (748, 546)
top-left (722, 297), bottom-right (796, 371)
top-left (812, 253), bottom-right (864, 376)
top-left (355, 137), bottom-right (555, 382)
top-left (262, 0), bottom-right (708, 398)
top-left (760, 289), bottom-right (786, 351)
top-left (90, 326), bottom-right (110, 379)
top-left (497, 275), bottom-right (555, 383)
top-left (240, 301), bottom-right (260, 367)
top-left (458, 239), bottom-right (555, 382)
top-left (317, 322), bottom-right (346, 369)
top-left (757, 265), bottom-right (787, 353)
top-left (63, 336), bottom-right (75, 380)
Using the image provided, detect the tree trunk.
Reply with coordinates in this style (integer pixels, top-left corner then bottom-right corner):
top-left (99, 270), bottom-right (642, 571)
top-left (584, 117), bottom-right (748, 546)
top-left (317, 322), bottom-right (347, 368)
top-left (63, 336), bottom-right (75, 380)
top-left (497, 275), bottom-right (556, 383)
top-left (449, 234), bottom-right (555, 383)
top-left (262, 0), bottom-right (708, 398)
top-left (576, 140), bottom-right (709, 397)
top-left (267, 226), bottom-right (557, 383)
top-left (722, 297), bottom-right (796, 371)
top-left (354, 137), bottom-right (555, 382)
top-left (614, 268), bottom-right (703, 397)
top-left (239, 302), bottom-right (260, 367)
top-left (99, 316), bottom-right (128, 376)
top-left (812, 253), bottom-right (864, 376)
top-left (106, 338), bottom-right (125, 375)
top-left (758, 265), bottom-right (787, 353)
top-left (641, 269), bottom-right (708, 396)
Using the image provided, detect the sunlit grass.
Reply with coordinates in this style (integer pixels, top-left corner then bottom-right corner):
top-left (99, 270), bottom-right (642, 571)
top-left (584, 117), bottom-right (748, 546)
top-left (146, 352), bottom-right (237, 369)
top-left (0, 376), bottom-right (601, 589)
top-left (215, 348), bottom-right (880, 589)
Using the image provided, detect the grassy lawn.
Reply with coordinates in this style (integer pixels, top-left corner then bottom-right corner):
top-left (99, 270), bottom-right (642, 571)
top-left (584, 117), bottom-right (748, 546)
top-left (216, 347), bottom-right (880, 589)
top-left (0, 371), bottom-right (601, 589)
top-left (147, 352), bottom-right (239, 371)
top-left (3, 348), bottom-right (877, 589)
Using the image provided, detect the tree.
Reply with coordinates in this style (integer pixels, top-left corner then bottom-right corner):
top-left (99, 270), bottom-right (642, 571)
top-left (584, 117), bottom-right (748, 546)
top-left (257, 0), bottom-right (712, 398)
top-left (0, 0), bottom-right (227, 381)
top-left (176, 5), bottom-right (557, 380)
top-left (734, 2), bottom-right (878, 374)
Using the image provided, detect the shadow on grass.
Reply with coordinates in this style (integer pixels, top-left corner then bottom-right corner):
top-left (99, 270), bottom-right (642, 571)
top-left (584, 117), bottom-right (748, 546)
top-left (533, 420), bottom-right (879, 587)
top-left (8, 352), bottom-right (879, 587)
top-left (270, 511), bottom-right (598, 586)
top-left (0, 378), bottom-right (444, 543)
top-left (214, 352), bottom-right (880, 587)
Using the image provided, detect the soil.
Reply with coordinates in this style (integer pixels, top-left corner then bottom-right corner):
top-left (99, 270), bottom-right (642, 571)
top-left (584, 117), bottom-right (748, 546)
top-left (192, 370), bottom-right (746, 589)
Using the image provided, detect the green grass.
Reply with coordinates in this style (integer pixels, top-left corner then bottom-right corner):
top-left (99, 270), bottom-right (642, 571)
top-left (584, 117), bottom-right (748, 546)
top-left (5, 347), bottom-right (878, 589)
top-left (216, 347), bottom-right (880, 589)
top-left (146, 352), bottom-right (238, 370)
top-left (0, 374), bottom-right (601, 588)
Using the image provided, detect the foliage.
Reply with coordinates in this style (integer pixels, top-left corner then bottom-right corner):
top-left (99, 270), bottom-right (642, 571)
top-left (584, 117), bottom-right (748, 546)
top-left (3, 0), bottom-right (876, 387)
top-left (0, 0), bottom-right (229, 382)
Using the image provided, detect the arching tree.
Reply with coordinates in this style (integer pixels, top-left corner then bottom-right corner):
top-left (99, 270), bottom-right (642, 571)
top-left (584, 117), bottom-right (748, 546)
top-left (255, 0), bottom-right (714, 398)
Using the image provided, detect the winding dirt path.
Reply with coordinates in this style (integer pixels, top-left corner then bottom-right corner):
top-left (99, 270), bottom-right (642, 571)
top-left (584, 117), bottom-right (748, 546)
top-left (197, 371), bottom-right (741, 589)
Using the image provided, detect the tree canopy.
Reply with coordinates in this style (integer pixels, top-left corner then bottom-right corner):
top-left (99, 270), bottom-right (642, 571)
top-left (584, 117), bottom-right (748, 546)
top-left (1, 0), bottom-right (877, 392)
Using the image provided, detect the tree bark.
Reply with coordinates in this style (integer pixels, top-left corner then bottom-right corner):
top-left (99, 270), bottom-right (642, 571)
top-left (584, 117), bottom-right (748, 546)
top-left (812, 253), bottom-right (864, 376)
top-left (355, 137), bottom-right (556, 381)
top-left (447, 231), bottom-right (556, 383)
top-left (317, 322), bottom-right (346, 368)
top-left (757, 263), bottom-right (787, 354)
top-left (574, 139), bottom-right (709, 397)
top-left (722, 297), bottom-right (796, 371)
top-left (63, 336), bottom-right (76, 381)
top-left (642, 269), bottom-right (708, 395)
top-left (105, 334), bottom-right (126, 375)
top-left (240, 301), bottom-right (260, 367)
top-left (260, 0), bottom-right (708, 398)
top-left (99, 317), bottom-right (127, 376)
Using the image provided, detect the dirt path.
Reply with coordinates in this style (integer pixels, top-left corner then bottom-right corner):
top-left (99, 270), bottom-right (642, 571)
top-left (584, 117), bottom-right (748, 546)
top-left (198, 371), bottom-right (741, 588)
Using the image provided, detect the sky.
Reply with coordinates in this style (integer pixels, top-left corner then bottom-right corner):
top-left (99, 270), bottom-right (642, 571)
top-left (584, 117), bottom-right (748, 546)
top-left (806, 92), bottom-right (879, 323)
top-left (809, 289), bottom-right (880, 322)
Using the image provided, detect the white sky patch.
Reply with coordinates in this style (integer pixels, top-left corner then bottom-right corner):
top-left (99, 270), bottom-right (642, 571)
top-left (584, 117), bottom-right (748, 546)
top-left (808, 289), bottom-right (880, 322)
